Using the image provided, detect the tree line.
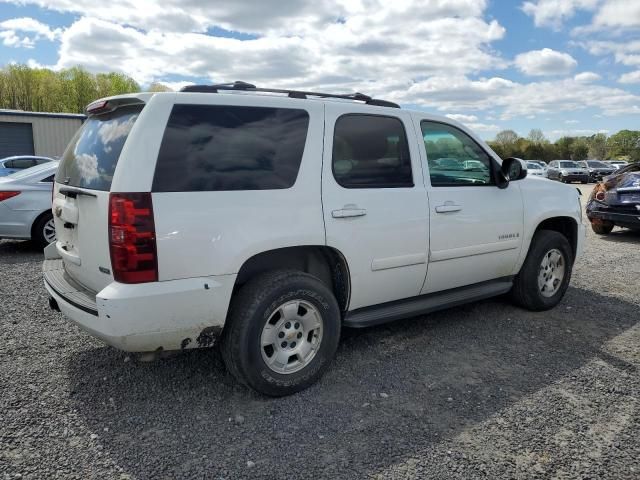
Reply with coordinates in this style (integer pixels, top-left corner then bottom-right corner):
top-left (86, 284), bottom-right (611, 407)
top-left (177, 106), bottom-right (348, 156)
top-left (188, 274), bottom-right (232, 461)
top-left (488, 128), bottom-right (640, 163)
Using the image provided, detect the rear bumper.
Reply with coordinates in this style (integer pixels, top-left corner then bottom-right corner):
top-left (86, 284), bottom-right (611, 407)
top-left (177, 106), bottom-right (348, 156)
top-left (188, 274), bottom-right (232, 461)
top-left (587, 204), bottom-right (640, 229)
top-left (43, 258), bottom-right (236, 352)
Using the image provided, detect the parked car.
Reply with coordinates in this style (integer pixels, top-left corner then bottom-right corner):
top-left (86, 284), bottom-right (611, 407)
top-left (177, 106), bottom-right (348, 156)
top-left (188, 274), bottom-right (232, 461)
top-left (44, 84), bottom-right (585, 396)
top-left (0, 161), bottom-right (58, 247)
top-left (526, 161), bottom-right (547, 178)
top-left (586, 162), bottom-right (640, 234)
top-left (605, 160), bottom-right (629, 170)
top-left (546, 160), bottom-right (589, 183)
top-left (0, 155), bottom-right (55, 176)
top-left (576, 160), bottom-right (616, 182)
top-left (528, 160), bottom-right (548, 169)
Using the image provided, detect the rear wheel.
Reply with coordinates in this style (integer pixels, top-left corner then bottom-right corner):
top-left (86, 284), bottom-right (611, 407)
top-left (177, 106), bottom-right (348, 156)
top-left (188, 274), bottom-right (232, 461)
top-left (511, 230), bottom-right (573, 311)
top-left (32, 212), bottom-right (56, 249)
top-left (221, 270), bottom-right (341, 396)
top-left (591, 221), bottom-right (614, 235)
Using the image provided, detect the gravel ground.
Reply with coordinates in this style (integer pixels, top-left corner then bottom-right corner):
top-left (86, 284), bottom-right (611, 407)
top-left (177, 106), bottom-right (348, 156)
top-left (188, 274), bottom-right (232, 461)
top-left (1, 184), bottom-right (639, 479)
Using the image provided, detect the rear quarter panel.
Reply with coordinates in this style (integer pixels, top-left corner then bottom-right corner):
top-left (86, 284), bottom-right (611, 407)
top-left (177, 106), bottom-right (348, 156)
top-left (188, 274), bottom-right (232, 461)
top-left (141, 94), bottom-right (326, 280)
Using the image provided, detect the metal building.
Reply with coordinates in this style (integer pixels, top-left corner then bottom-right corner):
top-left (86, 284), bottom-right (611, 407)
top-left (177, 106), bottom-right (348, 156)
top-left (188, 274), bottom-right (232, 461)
top-left (0, 110), bottom-right (85, 159)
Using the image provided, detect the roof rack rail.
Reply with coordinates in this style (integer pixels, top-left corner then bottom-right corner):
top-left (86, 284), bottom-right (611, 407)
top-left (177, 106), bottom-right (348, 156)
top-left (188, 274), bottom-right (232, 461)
top-left (179, 81), bottom-right (400, 108)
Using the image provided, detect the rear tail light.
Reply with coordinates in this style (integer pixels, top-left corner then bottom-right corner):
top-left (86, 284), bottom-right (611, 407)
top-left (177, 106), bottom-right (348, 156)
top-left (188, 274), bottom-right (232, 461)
top-left (109, 192), bottom-right (158, 283)
top-left (0, 191), bottom-right (20, 202)
top-left (595, 190), bottom-right (605, 201)
top-left (590, 183), bottom-right (607, 202)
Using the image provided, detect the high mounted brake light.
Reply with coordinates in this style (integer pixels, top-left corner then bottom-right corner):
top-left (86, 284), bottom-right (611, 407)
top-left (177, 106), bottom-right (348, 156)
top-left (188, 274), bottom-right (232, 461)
top-left (86, 100), bottom-right (110, 114)
top-left (109, 193), bottom-right (158, 283)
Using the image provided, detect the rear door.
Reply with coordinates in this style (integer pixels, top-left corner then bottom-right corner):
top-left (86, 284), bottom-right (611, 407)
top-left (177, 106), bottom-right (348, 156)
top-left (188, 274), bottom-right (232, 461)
top-left (53, 102), bottom-right (144, 292)
top-left (322, 104), bottom-right (429, 310)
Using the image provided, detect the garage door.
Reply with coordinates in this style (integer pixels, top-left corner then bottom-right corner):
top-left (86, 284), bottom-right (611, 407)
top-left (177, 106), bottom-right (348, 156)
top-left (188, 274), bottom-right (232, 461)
top-left (0, 122), bottom-right (35, 157)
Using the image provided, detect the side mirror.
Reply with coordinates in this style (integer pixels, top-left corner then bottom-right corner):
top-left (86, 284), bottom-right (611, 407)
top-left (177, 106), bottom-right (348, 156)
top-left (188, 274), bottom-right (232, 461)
top-left (497, 157), bottom-right (527, 189)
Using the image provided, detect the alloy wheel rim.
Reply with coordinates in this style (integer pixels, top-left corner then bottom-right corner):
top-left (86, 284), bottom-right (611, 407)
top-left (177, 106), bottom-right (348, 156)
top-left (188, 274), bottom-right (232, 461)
top-left (43, 219), bottom-right (56, 243)
top-left (538, 248), bottom-right (565, 297)
top-left (260, 300), bottom-right (323, 374)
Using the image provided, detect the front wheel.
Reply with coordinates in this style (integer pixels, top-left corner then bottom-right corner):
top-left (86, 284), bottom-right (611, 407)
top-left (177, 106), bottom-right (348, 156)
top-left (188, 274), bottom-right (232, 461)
top-left (221, 270), bottom-right (341, 396)
top-left (511, 230), bottom-right (573, 311)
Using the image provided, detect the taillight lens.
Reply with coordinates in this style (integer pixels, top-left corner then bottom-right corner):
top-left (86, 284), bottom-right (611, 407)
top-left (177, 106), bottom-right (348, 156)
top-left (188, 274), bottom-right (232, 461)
top-left (0, 191), bottom-right (20, 202)
top-left (109, 192), bottom-right (158, 283)
top-left (590, 183), bottom-right (607, 203)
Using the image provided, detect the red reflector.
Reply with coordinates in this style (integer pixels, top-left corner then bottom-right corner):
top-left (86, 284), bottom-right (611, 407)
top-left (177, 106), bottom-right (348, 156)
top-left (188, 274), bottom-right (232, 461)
top-left (109, 192), bottom-right (158, 283)
top-left (595, 191), bottom-right (605, 201)
top-left (0, 191), bottom-right (20, 202)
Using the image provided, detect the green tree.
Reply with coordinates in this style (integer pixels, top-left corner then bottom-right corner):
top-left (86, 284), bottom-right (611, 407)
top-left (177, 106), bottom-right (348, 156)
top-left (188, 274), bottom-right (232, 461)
top-left (555, 136), bottom-right (574, 159)
top-left (571, 139), bottom-right (589, 160)
top-left (588, 133), bottom-right (608, 160)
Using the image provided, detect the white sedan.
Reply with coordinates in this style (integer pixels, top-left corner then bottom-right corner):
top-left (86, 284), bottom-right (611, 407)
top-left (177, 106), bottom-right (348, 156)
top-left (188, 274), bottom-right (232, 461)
top-left (526, 161), bottom-right (548, 178)
top-left (0, 162), bottom-right (58, 248)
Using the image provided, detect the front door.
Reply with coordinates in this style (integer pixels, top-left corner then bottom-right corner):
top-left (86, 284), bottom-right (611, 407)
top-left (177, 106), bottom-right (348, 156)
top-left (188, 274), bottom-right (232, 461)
top-left (322, 104), bottom-right (429, 310)
top-left (417, 119), bottom-right (524, 294)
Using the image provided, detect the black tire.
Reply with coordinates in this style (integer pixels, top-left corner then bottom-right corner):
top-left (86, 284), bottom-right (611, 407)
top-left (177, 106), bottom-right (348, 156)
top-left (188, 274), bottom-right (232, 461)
top-left (591, 221), bottom-right (614, 235)
top-left (32, 211), bottom-right (55, 249)
top-left (511, 230), bottom-right (573, 311)
top-left (221, 270), bottom-right (341, 396)
top-left (581, 180), bottom-right (588, 184)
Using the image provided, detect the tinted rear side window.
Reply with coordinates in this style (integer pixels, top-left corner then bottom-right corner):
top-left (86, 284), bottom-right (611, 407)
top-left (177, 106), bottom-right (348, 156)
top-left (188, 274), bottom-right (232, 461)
top-left (56, 104), bottom-right (142, 190)
top-left (153, 105), bottom-right (310, 192)
top-left (332, 114), bottom-right (413, 188)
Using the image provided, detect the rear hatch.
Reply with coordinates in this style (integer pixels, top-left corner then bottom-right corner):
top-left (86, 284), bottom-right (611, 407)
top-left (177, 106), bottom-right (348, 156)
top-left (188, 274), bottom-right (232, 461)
top-left (53, 101), bottom-right (144, 293)
top-left (603, 166), bottom-right (640, 206)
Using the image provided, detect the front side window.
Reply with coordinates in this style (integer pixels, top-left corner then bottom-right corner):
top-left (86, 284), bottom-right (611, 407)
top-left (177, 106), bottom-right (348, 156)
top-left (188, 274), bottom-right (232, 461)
top-left (332, 114), bottom-right (413, 188)
top-left (153, 105), bottom-right (309, 192)
top-left (421, 121), bottom-right (493, 186)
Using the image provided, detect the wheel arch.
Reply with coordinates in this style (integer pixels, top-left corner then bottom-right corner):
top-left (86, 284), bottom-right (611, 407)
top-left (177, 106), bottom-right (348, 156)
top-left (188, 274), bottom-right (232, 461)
top-left (533, 216), bottom-right (578, 258)
top-left (233, 245), bottom-right (351, 312)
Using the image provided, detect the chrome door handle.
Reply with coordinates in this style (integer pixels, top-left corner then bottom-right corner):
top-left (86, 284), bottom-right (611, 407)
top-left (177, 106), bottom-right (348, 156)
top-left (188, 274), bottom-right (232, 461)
top-left (435, 203), bottom-right (462, 213)
top-left (332, 206), bottom-right (367, 218)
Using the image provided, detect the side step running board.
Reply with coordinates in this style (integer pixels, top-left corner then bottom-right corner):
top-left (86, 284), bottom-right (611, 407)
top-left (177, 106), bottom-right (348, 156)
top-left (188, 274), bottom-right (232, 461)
top-left (343, 277), bottom-right (513, 328)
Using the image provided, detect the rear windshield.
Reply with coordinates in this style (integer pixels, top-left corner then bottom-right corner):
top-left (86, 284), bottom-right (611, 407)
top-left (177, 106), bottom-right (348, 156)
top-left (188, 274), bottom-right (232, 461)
top-left (152, 104), bottom-right (309, 192)
top-left (56, 104), bottom-right (143, 190)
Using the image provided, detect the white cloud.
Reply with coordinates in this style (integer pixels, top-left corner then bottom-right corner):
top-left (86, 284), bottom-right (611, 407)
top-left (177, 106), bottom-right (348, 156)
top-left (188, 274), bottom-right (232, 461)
top-left (445, 113), bottom-right (479, 122)
top-left (521, 0), bottom-right (600, 28)
top-left (0, 30), bottom-right (35, 48)
top-left (0, 17), bottom-right (61, 48)
top-left (50, 3), bottom-right (506, 86)
top-left (515, 48), bottom-right (578, 76)
top-left (565, 120), bottom-right (580, 124)
top-left (580, 40), bottom-right (640, 67)
top-left (574, 71), bottom-right (601, 83)
top-left (592, 0), bottom-right (640, 29)
top-left (397, 75), bottom-right (640, 119)
top-left (619, 70), bottom-right (640, 84)
top-left (546, 128), bottom-right (609, 141)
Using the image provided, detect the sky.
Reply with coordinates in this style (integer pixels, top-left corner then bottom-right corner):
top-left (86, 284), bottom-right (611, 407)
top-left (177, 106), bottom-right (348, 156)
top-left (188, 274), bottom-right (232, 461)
top-left (0, 0), bottom-right (638, 140)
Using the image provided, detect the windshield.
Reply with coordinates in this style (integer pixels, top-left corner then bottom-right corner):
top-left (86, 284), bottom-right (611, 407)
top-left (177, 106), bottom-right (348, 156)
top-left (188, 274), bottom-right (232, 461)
top-left (56, 104), bottom-right (143, 190)
top-left (527, 162), bottom-right (541, 169)
top-left (7, 162), bottom-right (57, 180)
top-left (587, 161), bottom-right (609, 168)
top-left (559, 161), bottom-right (579, 168)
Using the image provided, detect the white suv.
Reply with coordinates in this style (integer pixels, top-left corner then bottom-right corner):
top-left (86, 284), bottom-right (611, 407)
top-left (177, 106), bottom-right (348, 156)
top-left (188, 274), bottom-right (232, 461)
top-left (44, 82), bottom-right (585, 396)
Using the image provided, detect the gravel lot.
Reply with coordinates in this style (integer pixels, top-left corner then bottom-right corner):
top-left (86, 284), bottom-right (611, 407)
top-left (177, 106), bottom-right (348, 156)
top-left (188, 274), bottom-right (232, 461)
top-left (1, 184), bottom-right (639, 479)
